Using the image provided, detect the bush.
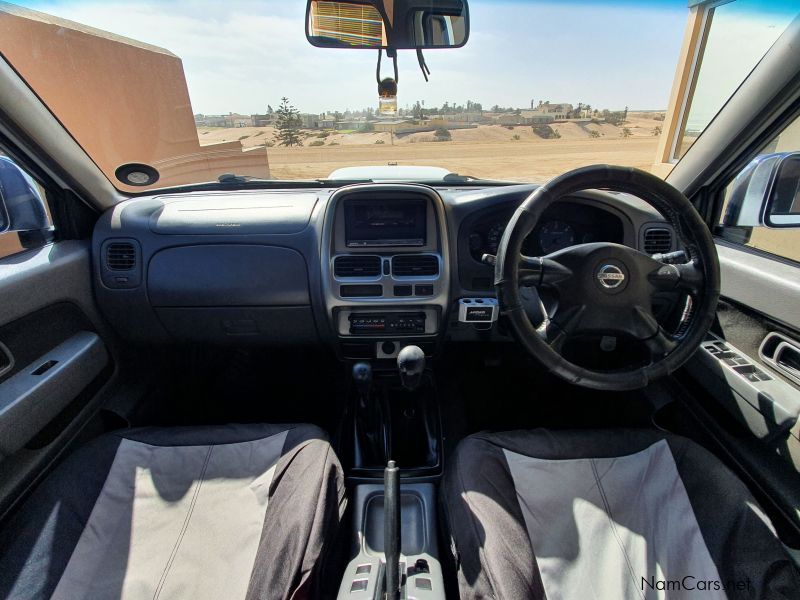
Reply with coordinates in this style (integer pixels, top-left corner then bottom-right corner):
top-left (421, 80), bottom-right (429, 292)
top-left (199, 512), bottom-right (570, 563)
top-left (512, 134), bottom-right (521, 140)
top-left (309, 140), bottom-right (325, 147)
top-left (316, 131), bottom-right (330, 138)
top-left (375, 139), bottom-right (386, 144)
top-left (504, 125), bottom-right (514, 130)
top-left (434, 127), bottom-right (451, 141)
top-left (603, 110), bottom-right (626, 126)
top-left (238, 135), bottom-right (249, 140)
top-left (329, 142), bottom-right (339, 146)
top-left (263, 141), bottom-right (275, 147)
top-left (652, 126), bottom-right (662, 136)
top-left (358, 122), bottom-right (375, 133)
top-left (532, 125), bottom-right (558, 139)
top-left (589, 130), bottom-right (601, 138)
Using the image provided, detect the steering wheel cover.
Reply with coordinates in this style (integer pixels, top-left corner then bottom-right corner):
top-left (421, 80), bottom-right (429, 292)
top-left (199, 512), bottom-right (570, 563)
top-left (494, 165), bottom-right (720, 391)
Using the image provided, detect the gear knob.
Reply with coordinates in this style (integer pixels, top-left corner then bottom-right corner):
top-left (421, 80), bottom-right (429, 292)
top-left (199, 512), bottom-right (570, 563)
top-left (397, 345), bottom-right (425, 391)
top-left (352, 362), bottom-right (372, 399)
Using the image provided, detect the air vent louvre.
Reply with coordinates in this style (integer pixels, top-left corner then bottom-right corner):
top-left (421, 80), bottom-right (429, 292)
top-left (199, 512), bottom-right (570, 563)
top-left (643, 227), bottom-right (673, 254)
top-left (334, 255), bottom-right (381, 277)
top-left (106, 242), bottom-right (137, 271)
top-left (392, 254), bottom-right (439, 277)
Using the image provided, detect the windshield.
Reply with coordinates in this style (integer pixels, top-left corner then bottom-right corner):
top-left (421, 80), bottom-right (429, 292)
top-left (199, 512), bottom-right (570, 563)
top-left (0, 0), bottom-right (796, 192)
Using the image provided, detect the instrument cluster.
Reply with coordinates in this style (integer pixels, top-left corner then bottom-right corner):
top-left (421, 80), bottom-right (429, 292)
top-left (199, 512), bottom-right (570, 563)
top-left (468, 201), bottom-right (625, 260)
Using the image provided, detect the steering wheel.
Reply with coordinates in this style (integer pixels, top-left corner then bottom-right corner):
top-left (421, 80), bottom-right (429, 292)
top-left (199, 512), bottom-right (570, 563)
top-left (494, 165), bottom-right (720, 391)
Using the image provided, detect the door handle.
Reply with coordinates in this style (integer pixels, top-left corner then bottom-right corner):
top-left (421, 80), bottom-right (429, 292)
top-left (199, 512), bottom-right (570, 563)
top-left (760, 332), bottom-right (800, 386)
top-left (0, 341), bottom-right (13, 378)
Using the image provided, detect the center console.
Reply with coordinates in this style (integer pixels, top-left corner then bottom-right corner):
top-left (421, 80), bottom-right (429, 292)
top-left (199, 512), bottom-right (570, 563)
top-left (321, 184), bottom-right (450, 361)
top-left (323, 185), bottom-right (450, 597)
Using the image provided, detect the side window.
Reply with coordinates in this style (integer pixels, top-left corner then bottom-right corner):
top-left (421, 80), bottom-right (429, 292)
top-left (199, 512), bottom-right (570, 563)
top-left (717, 114), bottom-right (800, 263)
top-left (0, 154), bottom-right (54, 260)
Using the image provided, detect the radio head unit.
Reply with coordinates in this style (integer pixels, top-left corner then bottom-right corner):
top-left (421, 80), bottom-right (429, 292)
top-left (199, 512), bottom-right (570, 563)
top-left (344, 198), bottom-right (427, 248)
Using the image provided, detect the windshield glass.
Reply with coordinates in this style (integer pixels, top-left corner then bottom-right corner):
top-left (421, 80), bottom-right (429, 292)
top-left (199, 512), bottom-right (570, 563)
top-left (0, 0), bottom-right (796, 192)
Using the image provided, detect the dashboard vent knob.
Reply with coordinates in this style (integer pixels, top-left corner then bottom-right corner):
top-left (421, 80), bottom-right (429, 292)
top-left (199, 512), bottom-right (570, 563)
top-left (106, 242), bottom-right (137, 271)
top-left (392, 254), bottom-right (439, 277)
top-left (334, 255), bottom-right (382, 277)
top-left (643, 227), bottom-right (673, 254)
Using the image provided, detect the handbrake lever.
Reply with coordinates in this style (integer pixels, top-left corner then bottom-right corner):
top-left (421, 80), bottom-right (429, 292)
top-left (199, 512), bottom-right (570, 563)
top-left (384, 460), bottom-right (401, 600)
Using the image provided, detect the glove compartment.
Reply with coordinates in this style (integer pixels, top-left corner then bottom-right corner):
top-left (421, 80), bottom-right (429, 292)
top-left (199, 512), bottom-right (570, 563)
top-left (147, 244), bottom-right (317, 344)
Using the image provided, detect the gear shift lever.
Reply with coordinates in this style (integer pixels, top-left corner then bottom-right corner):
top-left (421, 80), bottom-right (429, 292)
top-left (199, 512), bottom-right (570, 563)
top-left (352, 362), bottom-right (372, 400)
top-left (397, 345), bottom-right (425, 391)
top-left (352, 362), bottom-right (389, 465)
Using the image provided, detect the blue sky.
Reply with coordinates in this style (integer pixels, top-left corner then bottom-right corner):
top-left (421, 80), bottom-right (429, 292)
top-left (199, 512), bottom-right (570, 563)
top-left (8, 1), bottom-right (707, 114)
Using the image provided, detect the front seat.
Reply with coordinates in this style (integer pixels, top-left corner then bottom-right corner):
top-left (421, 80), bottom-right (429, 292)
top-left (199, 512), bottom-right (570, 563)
top-left (443, 429), bottom-right (800, 599)
top-left (0, 423), bottom-right (345, 600)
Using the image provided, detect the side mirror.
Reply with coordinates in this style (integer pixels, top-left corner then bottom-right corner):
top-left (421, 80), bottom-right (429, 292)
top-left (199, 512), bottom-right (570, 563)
top-left (723, 152), bottom-right (800, 228)
top-left (0, 156), bottom-right (53, 247)
top-left (306, 0), bottom-right (469, 50)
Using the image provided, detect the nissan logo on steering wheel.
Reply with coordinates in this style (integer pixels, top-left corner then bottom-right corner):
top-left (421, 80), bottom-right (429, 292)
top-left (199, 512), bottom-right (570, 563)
top-left (596, 264), bottom-right (626, 289)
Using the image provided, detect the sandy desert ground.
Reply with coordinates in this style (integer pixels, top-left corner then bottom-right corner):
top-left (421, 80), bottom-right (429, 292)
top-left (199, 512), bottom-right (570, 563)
top-left (197, 113), bottom-right (664, 182)
top-left (197, 112), bottom-right (798, 261)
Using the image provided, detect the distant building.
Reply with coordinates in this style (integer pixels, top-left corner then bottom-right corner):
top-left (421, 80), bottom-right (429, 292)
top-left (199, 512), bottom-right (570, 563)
top-left (519, 110), bottom-right (554, 124)
top-left (298, 113), bottom-right (320, 128)
top-left (436, 112), bottom-right (486, 124)
top-left (493, 114), bottom-right (525, 126)
top-left (337, 119), bottom-right (369, 130)
top-left (318, 114), bottom-right (338, 129)
top-left (373, 119), bottom-right (414, 133)
top-left (250, 113), bottom-right (274, 127)
top-left (526, 101), bottom-right (573, 121)
top-left (194, 114), bottom-right (229, 127)
top-left (224, 113), bottom-right (251, 128)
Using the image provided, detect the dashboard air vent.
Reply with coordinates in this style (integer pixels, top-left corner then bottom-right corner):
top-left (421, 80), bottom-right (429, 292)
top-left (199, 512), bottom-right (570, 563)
top-left (392, 254), bottom-right (439, 277)
top-left (105, 242), bottom-right (137, 271)
top-left (334, 255), bottom-right (381, 277)
top-left (643, 227), bottom-right (673, 254)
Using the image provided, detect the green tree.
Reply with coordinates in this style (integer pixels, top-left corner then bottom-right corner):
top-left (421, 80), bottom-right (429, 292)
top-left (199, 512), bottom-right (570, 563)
top-left (621, 127), bottom-right (632, 138)
top-left (276, 97), bottom-right (302, 147)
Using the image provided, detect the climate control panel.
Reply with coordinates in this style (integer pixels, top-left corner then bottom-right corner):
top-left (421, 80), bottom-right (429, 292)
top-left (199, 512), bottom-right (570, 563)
top-left (349, 312), bottom-right (427, 335)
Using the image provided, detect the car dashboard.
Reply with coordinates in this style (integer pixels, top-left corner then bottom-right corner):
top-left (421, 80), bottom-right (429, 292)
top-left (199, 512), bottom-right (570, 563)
top-left (92, 182), bottom-right (676, 360)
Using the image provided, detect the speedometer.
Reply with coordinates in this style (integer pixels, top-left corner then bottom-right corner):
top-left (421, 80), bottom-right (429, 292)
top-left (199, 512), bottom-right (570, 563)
top-left (538, 221), bottom-right (576, 254)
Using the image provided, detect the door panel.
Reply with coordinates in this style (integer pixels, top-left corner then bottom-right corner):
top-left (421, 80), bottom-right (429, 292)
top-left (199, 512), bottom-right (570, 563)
top-left (0, 240), bottom-right (114, 518)
top-left (0, 330), bottom-right (108, 457)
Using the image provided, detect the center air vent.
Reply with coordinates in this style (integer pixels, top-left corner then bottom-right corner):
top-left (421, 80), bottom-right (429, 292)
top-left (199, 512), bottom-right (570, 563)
top-left (106, 242), bottom-right (137, 271)
top-left (334, 255), bottom-right (381, 278)
top-left (392, 254), bottom-right (439, 277)
top-left (643, 227), bottom-right (673, 254)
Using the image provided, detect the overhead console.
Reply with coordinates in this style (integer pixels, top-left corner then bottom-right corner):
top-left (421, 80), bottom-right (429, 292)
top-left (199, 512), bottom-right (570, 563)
top-left (322, 185), bottom-right (450, 359)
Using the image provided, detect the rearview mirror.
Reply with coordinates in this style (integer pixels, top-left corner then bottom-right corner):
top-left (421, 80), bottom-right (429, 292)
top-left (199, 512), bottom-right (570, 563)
top-left (0, 156), bottom-right (53, 245)
top-left (723, 152), bottom-right (800, 229)
top-left (306, 0), bottom-right (469, 50)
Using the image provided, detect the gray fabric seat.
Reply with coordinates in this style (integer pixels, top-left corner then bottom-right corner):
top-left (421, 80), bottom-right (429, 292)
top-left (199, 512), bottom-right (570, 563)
top-left (0, 423), bottom-right (345, 600)
top-left (442, 429), bottom-right (800, 600)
